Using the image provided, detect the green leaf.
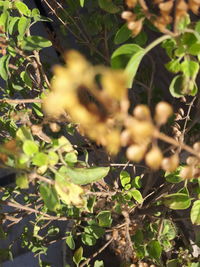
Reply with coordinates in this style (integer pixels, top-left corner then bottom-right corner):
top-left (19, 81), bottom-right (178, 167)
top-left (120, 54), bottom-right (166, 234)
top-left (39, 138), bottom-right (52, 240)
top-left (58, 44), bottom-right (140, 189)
top-left (191, 263), bottom-right (200, 267)
top-left (81, 233), bottom-right (96, 246)
top-left (111, 44), bottom-right (143, 69)
top-left (66, 234), bottom-right (75, 250)
top-left (195, 21), bottom-right (200, 35)
top-left (191, 200), bottom-right (200, 225)
top-left (15, 1), bottom-right (31, 16)
top-left (166, 259), bottom-right (179, 267)
top-left (23, 140), bottom-right (39, 156)
top-left (163, 193), bottom-right (191, 210)
top-left (131, 189), bottom-right (143, 204)
top-left (165, 167), bottom-right (183, 183)
top-left (161, 219), bottom-right (177, 240)
top-left (80, 0), bottom-right (84, 7)
top-left (65, 152), bottom-right (77, 164)
top-left (21, 36), bottom-right (52, 51)
top-left (0, 55), bottom-right (10, 80)
top-left (176, 14), bottom-right (190, 32)
top-left (181, 60), bottom-right (199, 79)
top-left (165, 59), bottom-right (181, 73)
top-left (132, 176), bottom-right (142, 189)
top-left (94, 260), bottom-right (104, 267)
top-left (55, 175), bottom-right (84, 207)
top-left (84, 225), bottom-right (105, 239)
top-left (32, 103), bottom-right (43, 117)
top-left (114, 24), bottom-right (131, 45)
top-left (0, 10), bottom-right (9, 32)
top-left (188, 43), bottom-right (200, 56)
top-left (98, 0), bottom-right (120, 14)
top-left (20, 71), bottom-right (32, 87)
top-left (97, 211), bottom-right (112, 227)
top-left (169, 75), bottom-right (184, 98)
top-left (18, 17), bottom-right (31, 37)
top-left (8, 17), bottom-right (19, 35)
top-left (57, 136), bottom-right (73, 152)
top-left (57, 166), bottom-right (109, 185)
top-left (147, 240), bottom-right (162, 262)
top-left (40, 184), bottom-right (60, 212)
top-left (31, 8), bottom-right (40, 17)
top-left (120, 170), bottom-right (131, 188)
top-left (73, 247), bottom-right (83, 266)
top-left (133, 30), bottom-right (147, 46)
top-left (125, 49), bottom-right (145, 88)
top-left (0, 226), bottom-right (6, 240)
top-left (48, 151), bottom-right (59, 166)
top-left (16, 126), bottom-right (33, 141)
top-left (32, 152), bottom-right (48, 167)
top-left (16, 174), bottom-right (29, 189)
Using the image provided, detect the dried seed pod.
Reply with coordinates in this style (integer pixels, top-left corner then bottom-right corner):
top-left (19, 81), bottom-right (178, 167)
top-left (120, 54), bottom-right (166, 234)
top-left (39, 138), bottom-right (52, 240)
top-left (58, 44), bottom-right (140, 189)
top-left (162, 154), bottom-right (179, 172)
top-left (180, 166), bottom-right (194, 179)
top-left (133, 104), bottom-right (151, 121)
top-left (155, 101), bottom-right (173, 125)
top-left (193, 142), bottom-right (200, 152)
top-left (145, 147), bottom-right (163, 170)
top-left (50, 122), bottom-right (61, 132)
top-left (186, 156), bottom-right (199, 166)
top-left (126, 144), bottom-right (146, 162)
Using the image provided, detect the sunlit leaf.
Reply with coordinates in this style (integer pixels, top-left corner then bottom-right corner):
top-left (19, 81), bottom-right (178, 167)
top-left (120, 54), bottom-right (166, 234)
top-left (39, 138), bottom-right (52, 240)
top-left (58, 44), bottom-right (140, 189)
top-left (57, 166), bottom-right (109, 185)
top-left (191, 200), bottom-right (200, 225)
top-left (163, 193), bottom-right (191, 210)
top-left (73, 247), bottom-right (83, 266)
top-left (40, 184), bottom-right (60, 211)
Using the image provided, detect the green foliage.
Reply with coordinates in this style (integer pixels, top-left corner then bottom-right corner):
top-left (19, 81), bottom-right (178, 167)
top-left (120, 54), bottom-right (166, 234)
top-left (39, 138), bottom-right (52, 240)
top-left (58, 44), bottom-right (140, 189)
top-left (0, 1), bottom-right (200, 266)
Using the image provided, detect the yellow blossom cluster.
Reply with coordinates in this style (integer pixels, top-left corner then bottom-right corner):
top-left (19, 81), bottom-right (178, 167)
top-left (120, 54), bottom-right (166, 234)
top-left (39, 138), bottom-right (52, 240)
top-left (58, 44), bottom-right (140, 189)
top-left (43, 51), bottom-right (179, 172)
top-left (122, 0), bottom-right (200, 36)
top-left (43, 50), bottom-right (129, 155)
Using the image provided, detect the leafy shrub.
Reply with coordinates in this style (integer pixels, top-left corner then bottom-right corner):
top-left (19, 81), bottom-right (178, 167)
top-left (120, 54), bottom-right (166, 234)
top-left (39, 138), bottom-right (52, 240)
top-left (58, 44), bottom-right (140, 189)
top-left (0, 1), bottom-right (200, 266)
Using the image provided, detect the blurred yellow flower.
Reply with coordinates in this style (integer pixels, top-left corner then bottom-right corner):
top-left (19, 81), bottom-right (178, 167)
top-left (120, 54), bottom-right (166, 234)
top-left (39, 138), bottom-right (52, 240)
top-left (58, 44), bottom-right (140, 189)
top-left (43, 50), bottom-right (128, 154)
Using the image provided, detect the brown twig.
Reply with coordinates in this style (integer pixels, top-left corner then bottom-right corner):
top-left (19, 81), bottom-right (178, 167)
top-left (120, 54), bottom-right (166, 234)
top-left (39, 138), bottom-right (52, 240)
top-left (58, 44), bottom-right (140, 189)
top-left (29, 173), bottom-right (55, 185)
top-left (154, 130), bottom-right (200, 158)
top-left (0, 99), bottom-right (42, 104)
top-left (79, 237), bottom-right (114, 267)
top-left (121, 210), bottom-right (134, 256)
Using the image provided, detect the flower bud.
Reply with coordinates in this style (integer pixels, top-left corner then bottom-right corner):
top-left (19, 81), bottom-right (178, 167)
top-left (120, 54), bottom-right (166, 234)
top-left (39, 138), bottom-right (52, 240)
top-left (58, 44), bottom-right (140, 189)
top-left (120, 130), bottom-right (131, 147)
top-left (155, 101), bottom-right (173, 125)
top-left (126, 144), bottom-right (146, 162)
top-left (162, 154), bottom-right (179, 172)
top-left (128, 119), bottom-right (154, 144)
top-left (121, 11), bottom-right (134, 21)
top-left (193, 142), bottom-right (200, 152)
top-left (145, 147), bottom-right (163, 170)
top-left (133, 104), bottom-right (151, 121)
top-left (180, 166), bottom-right (194, 179)
top-left (50, 122), bottom-right (61, 133)
top-left (186, 156), bottom-right (199, 166)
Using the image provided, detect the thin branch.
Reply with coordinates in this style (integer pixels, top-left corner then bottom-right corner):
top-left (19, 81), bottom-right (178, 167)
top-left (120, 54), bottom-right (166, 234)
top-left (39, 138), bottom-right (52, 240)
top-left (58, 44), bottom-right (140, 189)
top-left (0, 99), bottom-right (42, 104)
top-left (154, 130), bottom-right (200, 158)
top-left (29, 173), bottom-right (55, 185)
top-left (121, 210), bottom-right (134, 256)
top-left (79, 237), bottom-right (114, 267)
